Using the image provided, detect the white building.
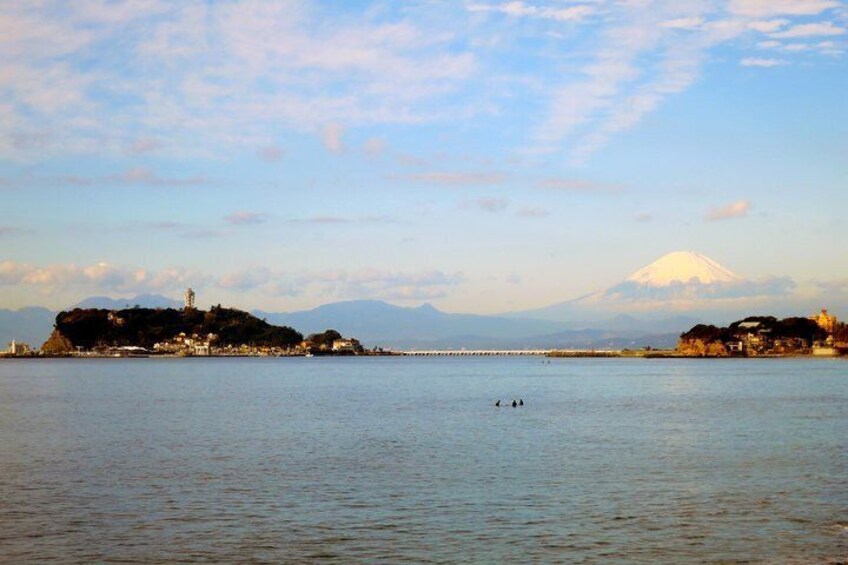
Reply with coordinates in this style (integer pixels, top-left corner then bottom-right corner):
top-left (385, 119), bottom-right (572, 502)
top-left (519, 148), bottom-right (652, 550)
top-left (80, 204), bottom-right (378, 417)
top-left (332, 338), bottom-right (360, 352)
top-left (184, 288), bottom-right (196, 309)
top-left (7, 340), bottom-right (31, 355)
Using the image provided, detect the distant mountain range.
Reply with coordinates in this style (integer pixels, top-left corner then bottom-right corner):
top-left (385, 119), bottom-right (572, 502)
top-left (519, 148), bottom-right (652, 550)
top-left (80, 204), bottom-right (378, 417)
top-left (254, 300), bottom-right (690, 349)
top-left (74, 294), bottom-right (184, 309)
top-left (0, 307), bottom-right (56, 348)
top-left (5, 251), bottom-right (806, 350)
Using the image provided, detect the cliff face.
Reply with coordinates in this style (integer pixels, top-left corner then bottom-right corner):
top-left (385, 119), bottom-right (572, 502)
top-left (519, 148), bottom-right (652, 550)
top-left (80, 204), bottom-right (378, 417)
top-left (50, 306), bottom-right (303, 350)
top-left (41, 329), bottom-right (75, 354)
top-left (676, 338), bottom-right (728, 357)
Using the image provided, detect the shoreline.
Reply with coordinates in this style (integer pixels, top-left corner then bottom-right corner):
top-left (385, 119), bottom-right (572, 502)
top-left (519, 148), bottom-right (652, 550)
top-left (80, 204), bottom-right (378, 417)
top-left (2, 351), bottom-right (844, 360)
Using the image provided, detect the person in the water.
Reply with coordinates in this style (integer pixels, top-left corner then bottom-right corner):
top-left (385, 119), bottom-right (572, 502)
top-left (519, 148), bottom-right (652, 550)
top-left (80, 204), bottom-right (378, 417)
top-left (494, 400), bottom-right (501, 407)
top-left (512, 400), bottom-right (517, 408)
top-left (519, 399), bottom-right (524, 406)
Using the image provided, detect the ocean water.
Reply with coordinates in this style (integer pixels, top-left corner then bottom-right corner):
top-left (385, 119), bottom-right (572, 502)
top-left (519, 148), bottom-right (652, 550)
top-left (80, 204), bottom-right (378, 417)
top-left (0, 357), bottom-right (846, 564)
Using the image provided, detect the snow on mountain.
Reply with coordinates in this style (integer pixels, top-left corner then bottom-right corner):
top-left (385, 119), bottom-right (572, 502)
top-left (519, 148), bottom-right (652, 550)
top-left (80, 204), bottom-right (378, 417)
top-left (624, 251), bottom-right (742, 287)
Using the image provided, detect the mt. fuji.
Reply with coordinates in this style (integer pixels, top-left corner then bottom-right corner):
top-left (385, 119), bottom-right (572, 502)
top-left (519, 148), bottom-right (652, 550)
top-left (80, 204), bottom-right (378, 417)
top-left (518, 251), bottom-right (796, 321)
top-left (622, 251), bottom-right (742, 287)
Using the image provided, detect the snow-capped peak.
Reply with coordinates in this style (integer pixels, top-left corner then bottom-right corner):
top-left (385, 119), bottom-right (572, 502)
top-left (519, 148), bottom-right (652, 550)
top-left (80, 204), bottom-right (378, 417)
top-left (624, 251), bottom-right (742, 287)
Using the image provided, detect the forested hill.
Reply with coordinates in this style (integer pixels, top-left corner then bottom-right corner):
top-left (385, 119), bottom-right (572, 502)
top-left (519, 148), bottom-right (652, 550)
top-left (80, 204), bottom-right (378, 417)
top-left (45, 306), bottom-right (303, 351)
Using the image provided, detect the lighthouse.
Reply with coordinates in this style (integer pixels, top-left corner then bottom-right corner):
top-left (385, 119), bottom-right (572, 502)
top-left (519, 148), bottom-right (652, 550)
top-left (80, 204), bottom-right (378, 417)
top-left (184, 288), bottom-right (196, 310)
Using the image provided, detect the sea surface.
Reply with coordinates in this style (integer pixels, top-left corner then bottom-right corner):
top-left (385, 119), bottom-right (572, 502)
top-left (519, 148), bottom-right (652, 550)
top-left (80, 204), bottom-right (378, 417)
top-left (0, 357), bottom-right (846, 564)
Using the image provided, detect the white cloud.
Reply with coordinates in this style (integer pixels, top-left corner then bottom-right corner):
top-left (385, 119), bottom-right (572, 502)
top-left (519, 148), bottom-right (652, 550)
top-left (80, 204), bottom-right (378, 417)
top-left (218, 267), bottom-right (273, 290)
top-left (363, 137), bottom-right (386, 157)
top-left (770, 21), bottom-right (846, 38)
top-left (397, 171), bottom-right (507, 186)
top-left (0, 2), bottom-right (479, 158)
top-left (534, 3), bottom-right (718, 163)
top-left (0, 258), bottom-right (463, 304)
top-left (472, 197), bottom-right (509, 212)
top-left (661, 17), bottom-right (705, 30)
top-left (0, 0), bottom-right (843, 165)
top-left (224, 211), bottom-right (267, 225)
top-left (468, 2), bottom-right (594, 22)
top-left (538, 178), bottom-right (622, 191)
top-left (526, 0), bottom-right (845, 162)
top-left (323, 124), bottom-right (345, 153)
top-left (747, 19), bottom-right (790, 33)
top-left (288, 215), bottom-right (395, 225)
top-left (219, 266), bottom-right (466, 301)
top-left (127, 138), bottom-right (164, 154)
top-left (740, 57), bottom-right (788, 66)
top-left (756, 39), bottom-right (844, 55)
top-left (54, 168), bottom-right (208, 187)
top-left (516, 206), bottom-right (549, 218)
top-left (0, 260), bottom-right (208, 294)
top-left (706, 199), bottom-right (751, 221)
top-left (257, 146), bottom-right (284, 162)
top-left (728, 0), bottom-right (839, 17)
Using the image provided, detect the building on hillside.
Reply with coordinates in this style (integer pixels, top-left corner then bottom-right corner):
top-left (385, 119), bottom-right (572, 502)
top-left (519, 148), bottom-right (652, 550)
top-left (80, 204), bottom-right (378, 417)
top-left (332, 338), bottom-right (361, 353)
top-left (184, 288), bottom-right (196, 310)
top-left (7, 340), bottom-right (31, 355)
top-left (734, 322), bottom-right (772, 355)
top-left (810, 308), bottom-right (837, 334)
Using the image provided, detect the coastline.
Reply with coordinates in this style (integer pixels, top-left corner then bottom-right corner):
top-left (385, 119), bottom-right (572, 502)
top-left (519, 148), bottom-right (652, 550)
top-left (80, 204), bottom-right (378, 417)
top-left (2, 350), bottom-right (844, 360)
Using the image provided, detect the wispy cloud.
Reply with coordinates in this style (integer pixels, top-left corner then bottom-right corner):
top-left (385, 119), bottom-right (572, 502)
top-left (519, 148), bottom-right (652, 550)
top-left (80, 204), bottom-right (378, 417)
top-left (323, 123), bottom-right (345, 154)
top-left (728, 0), bottom-right (839, 17)
top-left (756, 38), bottom-right (844, 55)
top-left (363, 137), bottom-right (387, 157)
top-left (740, 57), bottom-right (788, 67)
top-left (182, 229), bottom-right (226, 239)
top-left (661, 17), bottom-right (705, 30)
top-left (289, 215), bottom-right (396, 225)
top-left (145, 221), bottom-right (185, 230)
top-left (471, 196), bottom-right (510, 213)
top-left (500, 0), bottom-right (845, 162)
top-left (127, 138), bottom-right (164, 155)
top-left (706, 199), bottom-right (751, 221)
top-left (257, 146), bottom-right (285, 162)
top-left (218, 266), bottom-right (273, 290)
top-left (516, 206), bottom-right (549, 218)
top-left (0, 2), bottom-right (479, 157)
top-left (467, 2), bottom-right (595, 22)
top-left (0, 260), bottom-right (209, 294)
top-left (747, 19), bottom-right (790, 33)
top-left (770, 21), bottom-right (846, 38)
top-left (0, 0), bottom-right (842, 165)
top-left (224, 211), bottom-right (268, 225)
top-left (218, 266), bottom-right (465, 301)
top-left (538, 178), bottom-right (622, 192)
top-left (57, 168), bottom-right (208, 187)
top-left (395, 171), bottom-right (507, 186)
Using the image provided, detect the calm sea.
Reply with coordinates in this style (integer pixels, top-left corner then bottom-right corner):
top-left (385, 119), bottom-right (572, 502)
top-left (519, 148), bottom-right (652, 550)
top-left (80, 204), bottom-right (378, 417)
top-left (0, 357), bottom-right (846, 564)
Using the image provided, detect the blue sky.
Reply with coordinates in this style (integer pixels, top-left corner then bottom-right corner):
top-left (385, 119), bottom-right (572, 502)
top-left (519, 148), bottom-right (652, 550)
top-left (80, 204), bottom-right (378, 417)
top-left (1, 0), bottom-right (847, 313)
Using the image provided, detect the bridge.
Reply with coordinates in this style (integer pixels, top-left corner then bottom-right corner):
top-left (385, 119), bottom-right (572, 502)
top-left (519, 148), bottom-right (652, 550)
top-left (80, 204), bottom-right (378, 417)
top-left (401, 349), bottom-right (551, 356)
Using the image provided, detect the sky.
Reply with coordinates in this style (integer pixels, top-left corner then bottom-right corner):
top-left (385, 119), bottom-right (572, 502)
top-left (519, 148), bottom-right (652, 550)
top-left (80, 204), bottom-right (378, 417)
top-left (1, 0), bottom-right (847, 314)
